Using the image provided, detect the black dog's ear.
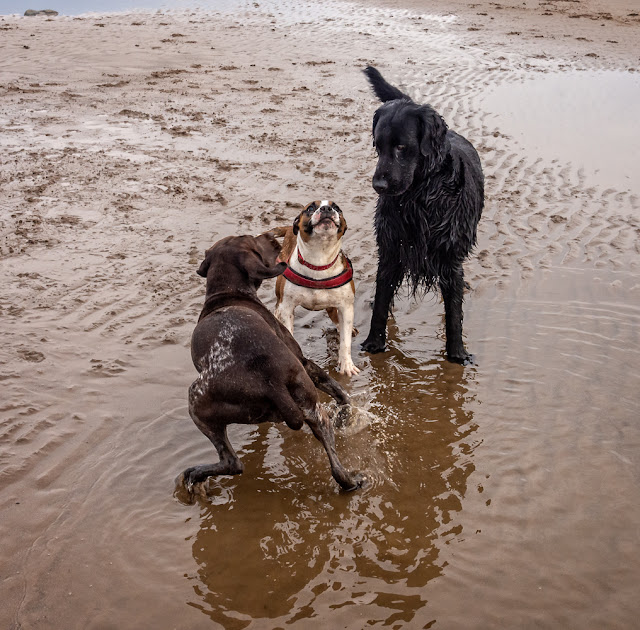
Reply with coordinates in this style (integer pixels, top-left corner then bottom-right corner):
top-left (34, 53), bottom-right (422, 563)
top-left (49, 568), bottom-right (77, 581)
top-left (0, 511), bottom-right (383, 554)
top-left (197, 251), bottom-right (212, 277)
top-left (372, 110), bottom-right (380, 145)
top-left (418, 105), bottom-right (448, 171)
top-left (292, 214), bottom-right (301, 235)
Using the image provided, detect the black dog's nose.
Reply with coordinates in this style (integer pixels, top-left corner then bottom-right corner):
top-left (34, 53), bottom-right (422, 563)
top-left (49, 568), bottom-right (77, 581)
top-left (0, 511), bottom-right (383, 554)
top-left (372, 176), bottom-right (388, 194)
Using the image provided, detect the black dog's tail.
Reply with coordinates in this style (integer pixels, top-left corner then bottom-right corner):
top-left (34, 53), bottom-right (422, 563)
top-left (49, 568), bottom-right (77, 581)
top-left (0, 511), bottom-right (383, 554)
top-left (363, 66), bottom-right (412, 103)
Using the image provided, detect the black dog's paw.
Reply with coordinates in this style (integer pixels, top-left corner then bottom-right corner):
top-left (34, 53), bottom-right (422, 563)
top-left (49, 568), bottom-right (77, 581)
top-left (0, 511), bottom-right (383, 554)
top-left (463, 354), bottom-right (476, 366)
top-left (447, 350), bottom-right (475, 366)
top-left (361, 335), bottom-right (386, 354)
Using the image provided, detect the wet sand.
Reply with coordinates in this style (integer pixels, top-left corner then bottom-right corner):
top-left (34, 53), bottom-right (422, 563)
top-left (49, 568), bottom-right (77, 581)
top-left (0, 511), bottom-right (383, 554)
top-left (1, 1), bottom-right (639, 628)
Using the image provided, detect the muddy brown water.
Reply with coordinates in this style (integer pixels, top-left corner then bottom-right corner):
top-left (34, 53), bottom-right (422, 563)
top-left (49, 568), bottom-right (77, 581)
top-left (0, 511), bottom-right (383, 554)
top-left (1, 3), bottom-right (639, 629)
top-left (4, 266), bottom-right (638, 629)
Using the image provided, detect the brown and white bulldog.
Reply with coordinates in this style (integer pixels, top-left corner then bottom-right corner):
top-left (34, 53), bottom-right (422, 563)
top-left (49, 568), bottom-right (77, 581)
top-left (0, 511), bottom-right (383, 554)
top-left (272, 200), bottom-right (359, 377)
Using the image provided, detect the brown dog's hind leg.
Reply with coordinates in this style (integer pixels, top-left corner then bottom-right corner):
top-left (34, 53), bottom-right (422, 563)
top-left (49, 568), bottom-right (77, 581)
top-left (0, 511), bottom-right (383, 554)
top-left (181, 420), bottom-right (244, 488)
top-left (302, 357), bottom-right (351, 406)
top-left (269, 390), bottom-right (305, 431)
top-left (284, 383), bottom-right (361, 490)
top-left (304, 404), bottom-right (363, 491)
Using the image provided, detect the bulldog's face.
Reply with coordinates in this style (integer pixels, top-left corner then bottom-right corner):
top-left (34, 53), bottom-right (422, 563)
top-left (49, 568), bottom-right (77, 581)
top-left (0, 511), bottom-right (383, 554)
top-left (292, 200), bottom-right (347, 243)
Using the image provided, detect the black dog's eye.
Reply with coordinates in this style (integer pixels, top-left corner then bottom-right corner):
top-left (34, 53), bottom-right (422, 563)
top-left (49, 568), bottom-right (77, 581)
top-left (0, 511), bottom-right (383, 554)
top-left (395, 145), bottom-right (406, 154)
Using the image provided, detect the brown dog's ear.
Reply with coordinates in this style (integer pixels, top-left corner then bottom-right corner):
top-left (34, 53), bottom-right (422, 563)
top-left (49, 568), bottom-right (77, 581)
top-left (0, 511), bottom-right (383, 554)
top-left (240, 234), bottom-right (287, 281)
top-left (197, 251), bottom-right (212, 277)
top-left (240, 251), bottom-right (287, 280)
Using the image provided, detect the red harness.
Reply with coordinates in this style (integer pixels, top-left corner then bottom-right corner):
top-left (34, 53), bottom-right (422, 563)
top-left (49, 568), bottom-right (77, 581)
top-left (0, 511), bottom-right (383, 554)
top-left (283, 250), bottom-right (353, 289)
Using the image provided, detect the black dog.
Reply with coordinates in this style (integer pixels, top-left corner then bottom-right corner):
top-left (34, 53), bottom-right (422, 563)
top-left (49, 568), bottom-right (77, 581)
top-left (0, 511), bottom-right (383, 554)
top-left (361, 66), bottom-right (484, 364)
top-left (179, 233), bottom-right (363, 492)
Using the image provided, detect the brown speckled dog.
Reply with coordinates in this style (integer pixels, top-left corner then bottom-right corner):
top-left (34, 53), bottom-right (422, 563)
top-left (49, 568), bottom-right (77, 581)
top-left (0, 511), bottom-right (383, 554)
top-left (178, 233), bottom-right (363, 492)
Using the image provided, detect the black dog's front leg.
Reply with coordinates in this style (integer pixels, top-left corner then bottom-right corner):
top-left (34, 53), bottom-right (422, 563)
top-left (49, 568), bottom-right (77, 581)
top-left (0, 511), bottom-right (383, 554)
top-left (439, 265), bottom-right (472, 364)
top-left (303, 358), bottom-right (351, 406)
top-left (361, 259), bottom-right (403, 354)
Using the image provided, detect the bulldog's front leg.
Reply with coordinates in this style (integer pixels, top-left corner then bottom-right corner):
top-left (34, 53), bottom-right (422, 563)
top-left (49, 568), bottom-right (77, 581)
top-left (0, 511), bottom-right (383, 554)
top-left (337, 302), bottom-right (359, 376)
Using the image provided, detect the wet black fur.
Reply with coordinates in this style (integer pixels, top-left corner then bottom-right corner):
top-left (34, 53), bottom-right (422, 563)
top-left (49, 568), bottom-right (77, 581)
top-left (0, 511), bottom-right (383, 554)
top-left (361, 66), bottom-right (484, 364)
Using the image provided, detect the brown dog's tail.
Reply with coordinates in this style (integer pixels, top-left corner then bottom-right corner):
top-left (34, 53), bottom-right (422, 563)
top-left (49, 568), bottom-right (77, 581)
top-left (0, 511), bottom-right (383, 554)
top-left (363, 66), bottom-right (412, 103)
top-left (262, 226), bottom-right (289, 239)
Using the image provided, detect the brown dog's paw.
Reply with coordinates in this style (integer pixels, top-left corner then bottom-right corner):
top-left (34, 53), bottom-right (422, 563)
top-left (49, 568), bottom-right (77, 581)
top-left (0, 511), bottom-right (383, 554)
top-left (173, 471), bottom-right (197, 505)
top-left (343, 471), bottom-right (367, 492)
top-left (333, 404), bottom-right (353, 429)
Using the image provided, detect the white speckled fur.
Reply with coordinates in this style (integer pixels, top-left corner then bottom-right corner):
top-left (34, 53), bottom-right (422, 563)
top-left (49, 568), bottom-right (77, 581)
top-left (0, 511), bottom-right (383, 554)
top-left (189, 321), bottom-right (237, 406)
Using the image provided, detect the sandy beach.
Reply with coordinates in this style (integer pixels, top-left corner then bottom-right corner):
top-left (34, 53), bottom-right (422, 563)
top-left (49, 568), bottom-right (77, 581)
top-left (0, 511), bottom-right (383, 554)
top-left (1, 0), bottom-right (639, 628)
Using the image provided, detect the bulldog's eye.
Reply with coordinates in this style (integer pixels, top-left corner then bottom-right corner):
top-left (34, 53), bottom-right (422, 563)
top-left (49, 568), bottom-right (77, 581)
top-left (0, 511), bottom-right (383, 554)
top-left (332, 204), bottom-right (342, 214)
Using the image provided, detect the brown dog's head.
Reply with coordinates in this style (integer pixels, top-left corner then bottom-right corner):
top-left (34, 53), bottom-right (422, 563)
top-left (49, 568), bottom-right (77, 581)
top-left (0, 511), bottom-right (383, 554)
top-left (197, 233), bottom-right (287, 292)
top-left (292, 200), bottom-right (347, 243)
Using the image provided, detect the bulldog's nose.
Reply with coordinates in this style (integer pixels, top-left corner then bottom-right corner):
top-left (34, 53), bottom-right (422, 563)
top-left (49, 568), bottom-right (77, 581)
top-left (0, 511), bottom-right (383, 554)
top-left (372, 175), bottom-right (388, 194)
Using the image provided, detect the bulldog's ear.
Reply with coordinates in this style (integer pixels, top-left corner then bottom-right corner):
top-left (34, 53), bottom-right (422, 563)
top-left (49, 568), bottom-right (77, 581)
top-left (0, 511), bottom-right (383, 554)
top-left (332, 203), bottom-right (347, 234)
top-left (197, 251), bottom-right (212, 277)
top-left (292, 214), bottom-right (301, 236)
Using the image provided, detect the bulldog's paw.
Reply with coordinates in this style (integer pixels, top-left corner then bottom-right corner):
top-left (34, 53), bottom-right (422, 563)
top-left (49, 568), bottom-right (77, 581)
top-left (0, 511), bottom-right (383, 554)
top-left (338, 357), bottom-right (360, 376)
